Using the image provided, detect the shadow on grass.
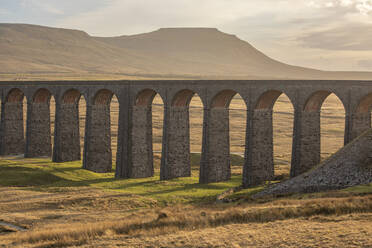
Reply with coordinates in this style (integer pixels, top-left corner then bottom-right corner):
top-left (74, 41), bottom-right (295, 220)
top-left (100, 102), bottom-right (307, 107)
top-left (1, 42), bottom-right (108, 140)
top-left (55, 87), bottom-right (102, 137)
top-left (0, 166), bottom-right (72, 187)
top-left (0, 157), bottom-right (249, 203)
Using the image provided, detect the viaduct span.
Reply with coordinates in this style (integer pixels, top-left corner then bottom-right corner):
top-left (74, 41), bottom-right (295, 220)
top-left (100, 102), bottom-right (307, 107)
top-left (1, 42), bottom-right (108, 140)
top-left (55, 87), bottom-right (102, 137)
top-left (0, 80), bottom-right (371, 187)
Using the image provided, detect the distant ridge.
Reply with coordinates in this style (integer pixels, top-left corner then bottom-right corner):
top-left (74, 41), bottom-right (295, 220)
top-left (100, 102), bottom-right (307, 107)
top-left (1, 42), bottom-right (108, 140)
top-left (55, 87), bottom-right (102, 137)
top-left (1, 23), bottom-right (372, 80)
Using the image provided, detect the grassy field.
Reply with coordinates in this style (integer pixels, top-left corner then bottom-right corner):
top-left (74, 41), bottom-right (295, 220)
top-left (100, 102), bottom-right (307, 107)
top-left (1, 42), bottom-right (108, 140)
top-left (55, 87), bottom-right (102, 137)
top-left (0, 154), bottom-right (371, 247)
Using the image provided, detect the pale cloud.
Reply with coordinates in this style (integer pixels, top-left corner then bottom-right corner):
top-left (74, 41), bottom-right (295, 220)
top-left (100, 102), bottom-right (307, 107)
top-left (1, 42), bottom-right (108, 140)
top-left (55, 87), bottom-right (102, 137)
top-left (20, 0), bottom-right (64, 15)
top-left (307, 0), bottom-right (372, 15)
top-left (298, 24), bottom-right (372, 50)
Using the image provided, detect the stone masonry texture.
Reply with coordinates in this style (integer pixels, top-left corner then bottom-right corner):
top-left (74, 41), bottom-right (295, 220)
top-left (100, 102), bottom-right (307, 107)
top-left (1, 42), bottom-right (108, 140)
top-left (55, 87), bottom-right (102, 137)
top-left (83, 104), bottom-right (112, 173)
top-left (130, 105), bottom-right (154, 178)
top-left (162, 106), bottom-right (191, 179)
top-left (200, 107), bottom-right (231, 183)
top-left (292, 111), bottom-right (321, 177)
top-left (53, 103), bottom-right (81, 162)
top-left (25, 102), bottom-right (51, 157)
top-left (245, 109), bottom-right (274, 186)
top-left (0, 102), bottom-right (25, 155)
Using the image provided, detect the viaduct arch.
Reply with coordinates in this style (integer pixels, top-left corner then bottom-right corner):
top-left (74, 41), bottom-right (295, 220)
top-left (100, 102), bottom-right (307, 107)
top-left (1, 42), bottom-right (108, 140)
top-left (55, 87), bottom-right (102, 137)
top-left (0, 80), bottom-right (371, 188)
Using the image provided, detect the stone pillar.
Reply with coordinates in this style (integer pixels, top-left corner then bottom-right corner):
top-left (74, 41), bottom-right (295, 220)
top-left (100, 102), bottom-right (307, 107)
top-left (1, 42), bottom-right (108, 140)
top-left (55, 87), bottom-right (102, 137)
top-left (160, 106), bottom-right (191, 180)
top-left (130, 105), bottom-right (154, 178)
top-left (290, 111), bottom-right (321, 177)
top-left (115, 93), bottom-right (130, 179)
top-left (0, 100), bottom-right (25, 155)
top-left (243, 109), bottom-right (274, 186)
top-left (350, 112), bottom-right (370, 140)
top-left (83, 104), bottom-right (112, 173)
top-left (52, 101), bottom-right (81, 162)
top-left (25, 100), bottom-right (51, 157)
top-left (200, 107), bottom-right (231, 183)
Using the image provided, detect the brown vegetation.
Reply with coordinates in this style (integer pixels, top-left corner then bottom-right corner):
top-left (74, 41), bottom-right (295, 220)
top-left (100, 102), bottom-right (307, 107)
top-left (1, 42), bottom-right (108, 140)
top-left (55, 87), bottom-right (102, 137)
top-left (1, 186), bottom-right (371, 247)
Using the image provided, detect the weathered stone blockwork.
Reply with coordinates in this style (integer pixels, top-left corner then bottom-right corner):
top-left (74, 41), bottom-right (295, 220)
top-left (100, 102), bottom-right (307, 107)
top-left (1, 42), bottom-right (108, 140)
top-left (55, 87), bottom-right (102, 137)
top-left (53, 103), bottom-right (81, 162)
top-left (130, 105), bottom-right (154, 178)
top-left (0, 102), bottom-right (25, 155)
top-left (351, 112), bottom-right (370, 140)
top-left (200, 108), bottom-right (231, 183)
top-left (161, 106), bottom-right (191, 180)
top-left (25, 102), bottom-right (51, 157)
top-left (83, 104), bottom-right (112, 173)
top-left (245, 109), bottom-right (274, 185)
top-left (291, 111), bottom-right (321, 177)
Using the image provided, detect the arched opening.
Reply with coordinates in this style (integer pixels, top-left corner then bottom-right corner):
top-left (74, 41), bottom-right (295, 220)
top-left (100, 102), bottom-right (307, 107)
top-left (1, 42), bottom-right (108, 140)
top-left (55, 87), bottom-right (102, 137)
top-left (272, 94), bottom-right (294, 179)
top-left (152, 93), bottom-right (164, 174)
top-left (321, 94), bottom-right (345, 160)
top-left (0, 88), bottom-right (26, 155)
top-left (170, 89), bottom-right (204, 178)
top-left (228, 93), bottom-right (247, 177)
top-left (110, 94), bottom-right (119, 166)
top-left (254, 90), bottom-right (294, 180)
top-left (304, 91), bottom-right (345, 161)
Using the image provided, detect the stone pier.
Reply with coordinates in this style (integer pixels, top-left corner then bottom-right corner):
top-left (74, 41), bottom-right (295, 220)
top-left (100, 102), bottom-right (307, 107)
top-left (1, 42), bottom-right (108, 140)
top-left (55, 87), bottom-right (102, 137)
top-left (83, 100), bottom-right (112, 173)
top-left (53, 90), bottom-right (81, 162)
top-left (130, 104), bottom-right (154, 178)
top-left (350, 112), bottom-right (371, 140)
top-left (25, 92), bottom-right (52, 157)
top-left (200, 107), bottom-right (231, 183)
top-left (290, 111), bottom-right (321, 177)
top-left (244, 109), bottom-right (274, 185)
top-left (161, 106), bottom-right (191, 180)
top-left (0, 89), bottom-right (25, 155)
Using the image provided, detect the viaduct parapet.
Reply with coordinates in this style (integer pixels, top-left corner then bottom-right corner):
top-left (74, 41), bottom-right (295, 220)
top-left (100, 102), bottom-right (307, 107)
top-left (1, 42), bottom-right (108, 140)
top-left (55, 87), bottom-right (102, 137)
top-left (0, 80), bottom-right (371, 187)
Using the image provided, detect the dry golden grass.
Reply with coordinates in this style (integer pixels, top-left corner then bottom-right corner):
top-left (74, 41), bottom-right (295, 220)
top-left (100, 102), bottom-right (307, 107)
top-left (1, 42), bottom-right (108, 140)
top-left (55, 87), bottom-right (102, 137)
top-left (1, 188), bottom-right (371, 248)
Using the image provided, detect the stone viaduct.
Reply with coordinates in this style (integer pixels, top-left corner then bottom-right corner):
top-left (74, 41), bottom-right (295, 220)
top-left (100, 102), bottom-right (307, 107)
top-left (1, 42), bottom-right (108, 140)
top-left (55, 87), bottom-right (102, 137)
top-left (0, 80), bottom-right (372, 187)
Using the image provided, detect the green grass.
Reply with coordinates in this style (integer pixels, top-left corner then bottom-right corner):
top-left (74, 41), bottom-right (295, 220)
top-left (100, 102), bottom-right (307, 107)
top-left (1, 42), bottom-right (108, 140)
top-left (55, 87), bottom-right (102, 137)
top-left (0, 154), bottom-right (251, 205)
top-left (342, 183), bottom-right (372, 194)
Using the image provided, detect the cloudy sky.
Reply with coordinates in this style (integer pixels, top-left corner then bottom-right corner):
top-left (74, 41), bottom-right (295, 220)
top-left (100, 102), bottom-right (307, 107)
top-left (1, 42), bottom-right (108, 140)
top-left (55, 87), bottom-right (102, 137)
top-left (1, 0), bottom-right (372, 71)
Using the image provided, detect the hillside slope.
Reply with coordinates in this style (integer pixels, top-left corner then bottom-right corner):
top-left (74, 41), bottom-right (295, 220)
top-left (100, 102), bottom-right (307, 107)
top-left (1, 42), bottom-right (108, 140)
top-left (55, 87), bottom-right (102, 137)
top-left (1, 23), bottom-right (372, 79)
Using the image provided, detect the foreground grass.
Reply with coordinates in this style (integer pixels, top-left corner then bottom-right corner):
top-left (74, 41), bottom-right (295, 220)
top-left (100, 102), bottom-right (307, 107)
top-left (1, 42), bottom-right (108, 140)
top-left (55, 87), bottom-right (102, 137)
top-left (1, 154), bottom-right (372, 247)
top-left (4, 194), bottom-right (372, 247)
top-left (0, 154), bottom-right (247, 205)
